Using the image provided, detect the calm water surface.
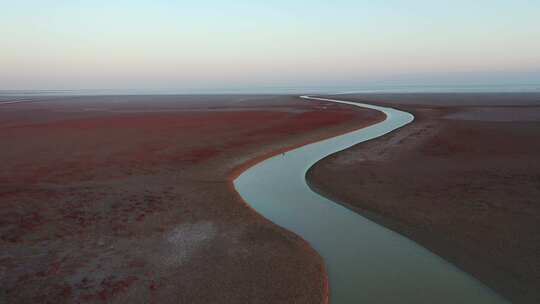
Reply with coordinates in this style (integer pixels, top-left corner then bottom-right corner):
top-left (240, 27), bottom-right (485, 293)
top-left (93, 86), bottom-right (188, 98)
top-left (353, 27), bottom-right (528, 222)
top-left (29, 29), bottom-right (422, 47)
top-left (234, 96), bottom-right (508, 303)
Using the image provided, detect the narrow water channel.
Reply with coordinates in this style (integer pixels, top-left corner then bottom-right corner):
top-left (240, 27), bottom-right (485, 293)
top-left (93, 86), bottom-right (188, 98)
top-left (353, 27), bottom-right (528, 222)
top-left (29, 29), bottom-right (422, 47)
top-left (234, 96), bottom-right (507, 303)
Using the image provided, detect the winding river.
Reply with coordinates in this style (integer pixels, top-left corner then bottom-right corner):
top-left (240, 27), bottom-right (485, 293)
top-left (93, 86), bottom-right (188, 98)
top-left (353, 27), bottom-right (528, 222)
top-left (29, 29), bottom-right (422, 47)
top-left (234, 96), bottom-right (507, 303)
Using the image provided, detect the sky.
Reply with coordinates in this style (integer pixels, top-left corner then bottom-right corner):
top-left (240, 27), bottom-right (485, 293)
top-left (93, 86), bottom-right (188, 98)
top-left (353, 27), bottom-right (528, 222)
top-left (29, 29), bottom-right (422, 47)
top-left (1, 0), bottom-right (540, 92)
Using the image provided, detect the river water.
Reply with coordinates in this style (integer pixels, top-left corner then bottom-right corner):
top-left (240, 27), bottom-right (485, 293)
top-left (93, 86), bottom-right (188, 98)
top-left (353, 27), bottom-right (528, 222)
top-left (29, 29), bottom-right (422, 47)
top-left (234, 96), bottom-right (507, 303)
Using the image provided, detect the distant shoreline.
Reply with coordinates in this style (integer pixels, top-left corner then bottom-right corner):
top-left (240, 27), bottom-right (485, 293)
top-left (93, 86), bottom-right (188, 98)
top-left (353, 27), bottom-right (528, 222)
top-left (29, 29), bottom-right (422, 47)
top-left (1, 84), bottom-right (540, 97)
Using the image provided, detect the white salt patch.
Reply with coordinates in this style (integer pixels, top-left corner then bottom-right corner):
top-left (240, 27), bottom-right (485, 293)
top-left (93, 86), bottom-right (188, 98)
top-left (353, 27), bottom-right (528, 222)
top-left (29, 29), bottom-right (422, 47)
top-left (161, 221), bottom-right (216, 267)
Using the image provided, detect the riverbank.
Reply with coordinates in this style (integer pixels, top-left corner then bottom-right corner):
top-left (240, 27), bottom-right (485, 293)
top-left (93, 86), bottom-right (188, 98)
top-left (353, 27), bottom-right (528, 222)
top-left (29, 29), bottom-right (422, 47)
top-left (0, 95), bottom-right (383, 303)
top-left (307, 93), bottom-right (540, 304)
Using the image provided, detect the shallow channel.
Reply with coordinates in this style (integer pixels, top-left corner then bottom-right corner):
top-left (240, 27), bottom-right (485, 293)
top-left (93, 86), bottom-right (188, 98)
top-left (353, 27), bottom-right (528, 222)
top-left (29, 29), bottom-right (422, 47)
top-left (234, 96), bottom-right (507, 303)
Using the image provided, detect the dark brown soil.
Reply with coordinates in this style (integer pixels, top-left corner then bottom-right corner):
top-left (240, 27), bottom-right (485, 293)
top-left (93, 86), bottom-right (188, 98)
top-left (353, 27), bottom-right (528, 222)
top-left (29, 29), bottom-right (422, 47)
top-left (0, 95), bottom-right (383, 304)
top-left (307, 93), bottom-right (540, 304)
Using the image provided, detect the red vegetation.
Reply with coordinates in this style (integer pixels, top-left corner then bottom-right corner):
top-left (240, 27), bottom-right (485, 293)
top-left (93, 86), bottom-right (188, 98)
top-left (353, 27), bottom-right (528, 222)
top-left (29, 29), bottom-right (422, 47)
top-left (0, 96), bottom-right (380, 303)
top-left (1, 107), bottom-right (363, 186)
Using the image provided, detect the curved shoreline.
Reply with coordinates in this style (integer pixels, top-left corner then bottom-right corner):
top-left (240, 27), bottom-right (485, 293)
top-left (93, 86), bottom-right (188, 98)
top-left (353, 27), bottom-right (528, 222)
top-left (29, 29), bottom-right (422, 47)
top-left (227, 109), bottom-right (386, 182)
top-left (232, 95), bottom-right (507, 303)
top-left (226, 97), bottom-right (386, 304)
top-left (227, 95), bottom-right (406, 303)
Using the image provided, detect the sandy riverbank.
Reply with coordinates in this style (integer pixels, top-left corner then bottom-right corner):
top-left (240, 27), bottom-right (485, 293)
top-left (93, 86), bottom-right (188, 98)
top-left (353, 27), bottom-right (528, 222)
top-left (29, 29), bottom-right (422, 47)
top-left (0, 95), bottom-right (383, 303)
top-left (307, 93), bottom-right (540, 304)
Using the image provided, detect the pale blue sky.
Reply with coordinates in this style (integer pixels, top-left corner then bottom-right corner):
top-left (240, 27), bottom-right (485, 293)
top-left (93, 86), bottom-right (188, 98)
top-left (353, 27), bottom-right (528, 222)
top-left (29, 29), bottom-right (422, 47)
top-left (1, 1), bottom-right (539, 91)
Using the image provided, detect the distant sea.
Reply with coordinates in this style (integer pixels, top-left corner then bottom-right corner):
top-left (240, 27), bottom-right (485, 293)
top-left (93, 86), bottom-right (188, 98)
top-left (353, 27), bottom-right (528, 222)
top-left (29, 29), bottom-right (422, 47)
top-left (1, 84), bottom-right (540, 96)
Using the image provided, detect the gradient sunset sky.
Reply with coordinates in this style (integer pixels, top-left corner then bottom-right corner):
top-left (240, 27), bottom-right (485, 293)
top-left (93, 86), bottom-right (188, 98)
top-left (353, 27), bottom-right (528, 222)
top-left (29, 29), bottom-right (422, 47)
top-left (2, 1), bottom-right (540, 91)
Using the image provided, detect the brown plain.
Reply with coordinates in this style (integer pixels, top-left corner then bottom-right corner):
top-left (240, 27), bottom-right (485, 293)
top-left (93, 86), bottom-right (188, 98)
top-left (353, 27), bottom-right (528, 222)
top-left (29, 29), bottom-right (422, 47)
top-left (308, 93), bottom-right (540, 304)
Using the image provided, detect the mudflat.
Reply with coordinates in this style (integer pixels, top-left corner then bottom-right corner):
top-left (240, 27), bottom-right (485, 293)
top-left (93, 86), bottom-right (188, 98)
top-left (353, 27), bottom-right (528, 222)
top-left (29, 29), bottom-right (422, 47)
top-left (307, 93), bottom-right (540, 304)
top-left (0, 95), bottom-right (383, 303)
